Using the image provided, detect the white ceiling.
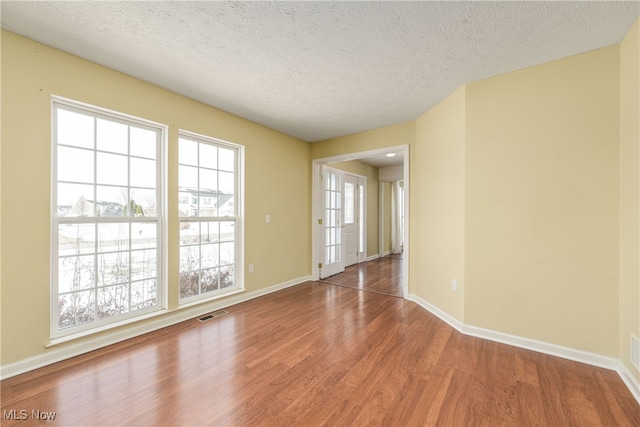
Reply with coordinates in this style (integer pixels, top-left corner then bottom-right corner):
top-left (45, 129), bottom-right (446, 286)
top-left (1, 1), bottom-right (638, 150)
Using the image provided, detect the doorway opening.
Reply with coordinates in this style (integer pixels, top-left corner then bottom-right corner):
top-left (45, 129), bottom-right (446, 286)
top-left (318, 167), bottom-right (367, 279)
top-left (311, 145), bottom-right (409, 299)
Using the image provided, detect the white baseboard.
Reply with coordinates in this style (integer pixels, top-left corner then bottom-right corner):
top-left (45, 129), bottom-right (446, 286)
top-left (1, 275), bottom-right (311, 380)
top-left (408, 292), bottom-right (639, 406)
top-left (618, 362), bottom-right (640, 405)
top-left (407, 294), bottom-right (464, 333)
top-left (463, 324), bottom-right (619, 371)
top-left (365, 254), bottom-right (379, 262)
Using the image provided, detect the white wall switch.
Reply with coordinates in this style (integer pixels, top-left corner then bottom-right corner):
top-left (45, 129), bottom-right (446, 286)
top-left (265, 214), bottom-right (271, 224)
top-left (451, 279), bottom-right (457, 291)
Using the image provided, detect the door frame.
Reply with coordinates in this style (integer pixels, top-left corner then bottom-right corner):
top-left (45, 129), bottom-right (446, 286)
top-left (311, 144), bottom-right (410, 299)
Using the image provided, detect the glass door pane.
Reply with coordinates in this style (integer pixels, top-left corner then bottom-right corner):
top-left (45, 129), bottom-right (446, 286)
top-left (321, 167), bottom-right (344, 278)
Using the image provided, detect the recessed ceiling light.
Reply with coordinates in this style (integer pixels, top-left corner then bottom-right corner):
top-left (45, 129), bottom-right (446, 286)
top-left (385, 153), bottom-right (397, 158)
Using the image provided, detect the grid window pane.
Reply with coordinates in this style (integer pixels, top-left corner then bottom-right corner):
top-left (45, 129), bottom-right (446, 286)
top-left (97, 118), bottom-right (128, 154)
top-left (58, 224), bottom-right (95, 256)
top-left (220, 265), bottom-right (235, 288)
top-left (179, 138), bottom-right (198, 166)
top-left (131, 223), bottom-right (157, 249)
top-left (57, 183), bottom-right (95, 217)
top-left (96, 186), bottom-right (128, 217)
top-left (179, 165), bottom-right (198, 191)
top-left (199, 143), bottom-right (217, 169)
top-left (130, 127), bottom-right (157, 159)
top-left (178, 134), bottom-right (240, 302)
top-left (130, 157), bottom-right (156, 188)
top-left (200, 168), bottom-right (217, 191)
top-left (98, 223), bottom-right (129, 252)
top-left (57, 109), bottom-right (94, 149)
top-left (220, 242), bottom-right (234, 266)
top-left (218, 148), bottom-right (234, 172)
top-left (53, 102), bottom-right (163, 337)
top-left (58, 146), bottom-right (94, 183)
top-left (201, 244), bottom-right (219, 269)
top-left (219, 171), bottom-right (234, 195)
top-left (180, 272), bottom-right (199, 299)
top-left (97, 152), bottom-right (128, 186)
top-left (200, 268), bottom-right (219, 293)
top-left (131, 188), bottom-right (157, 216)
top-left (220, 221), bottom-right (234, 241)
top-left (97, 252), bottom-right (129, 286)
top-left (131, 249), bottom-right (156, 281)
top-left (59, 255), bottom-right (96, 293)
top-left (58, 290), bottom-right (95, 328)
top-left (131, 280), bottom-right (157, 311)
top-left (180, 246), bottom-right (200, 272)
top-left (180, 222), bottom-right (199, 245)
top-left (97, 284), bottom-right (129, 319)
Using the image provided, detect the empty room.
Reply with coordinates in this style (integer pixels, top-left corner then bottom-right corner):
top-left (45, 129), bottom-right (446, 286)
top-left (1, 1), bottom-right (639, 426)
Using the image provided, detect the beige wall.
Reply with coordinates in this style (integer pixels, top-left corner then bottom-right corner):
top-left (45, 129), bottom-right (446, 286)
top-left (465, 46), bottom-right (620, 355)
top-left (1, 31), bottom-right (310, 365)
top-left (328, 160), bottom-right (379, 257)
top-left (412, 86), bottom-right (466, 321)
top-left (619, 18), bottom-right (640, 380)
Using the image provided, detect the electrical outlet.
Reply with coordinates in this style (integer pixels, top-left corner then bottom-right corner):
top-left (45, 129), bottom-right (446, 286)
top-left (265, 214), bottom-right (271, 224)
top-left (451, 279), bottom-right (457, 291)
top-left (248, 264), bottom-right (254, 273)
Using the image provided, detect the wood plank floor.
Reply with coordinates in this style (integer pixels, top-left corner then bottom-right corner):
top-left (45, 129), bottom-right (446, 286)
top-left (2, 280), bottom-right (639, 426)
top-left (321, 254), bottom-right (403, 297)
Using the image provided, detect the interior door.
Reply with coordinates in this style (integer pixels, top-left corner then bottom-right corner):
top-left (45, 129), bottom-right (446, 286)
top-left (344, 174), bottom-right (358, 267)
top-left (320, 166), bottom-right (345, 278)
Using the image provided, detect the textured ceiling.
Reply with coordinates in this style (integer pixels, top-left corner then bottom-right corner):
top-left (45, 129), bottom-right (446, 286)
top-left (1, 1), bottom-right (638, 144)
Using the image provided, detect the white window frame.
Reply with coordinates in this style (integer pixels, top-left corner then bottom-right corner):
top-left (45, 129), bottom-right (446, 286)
top-left (50, 96), bottom-right (167, 340)
top-left (178, 130), bottom-right (244, 305)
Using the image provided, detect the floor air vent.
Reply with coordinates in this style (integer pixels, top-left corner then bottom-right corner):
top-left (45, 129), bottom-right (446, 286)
top-left (198, 310), bottom-right (228, 322)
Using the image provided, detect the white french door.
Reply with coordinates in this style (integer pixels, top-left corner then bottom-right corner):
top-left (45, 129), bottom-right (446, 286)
top-left (320, 166), bottom-right (345, 278)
